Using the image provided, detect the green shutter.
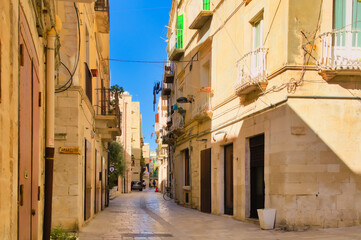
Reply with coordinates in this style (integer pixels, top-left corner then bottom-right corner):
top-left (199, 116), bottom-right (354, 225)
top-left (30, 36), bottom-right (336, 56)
top-left (177, 14), bottom-right (184, 49)
top-left (203, 0), bottom-right (210, 10)
top-left (352, 0), bottom-right (361, 47)
top-left (334, 0), bottom-right (346, 46)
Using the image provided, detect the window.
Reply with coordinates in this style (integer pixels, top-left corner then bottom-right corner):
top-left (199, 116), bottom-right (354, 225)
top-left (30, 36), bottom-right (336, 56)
top-left (252, 17), bottom-right (263, 51)
top-left (334, 0), bottom-right (361, 47)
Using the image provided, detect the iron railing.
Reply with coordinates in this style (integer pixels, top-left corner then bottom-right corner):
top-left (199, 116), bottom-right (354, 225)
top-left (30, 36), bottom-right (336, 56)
top-left (168, 29), bottom-right (184, 54)
top-left (234, 47), bottom-right (268, 95)
top-left (318, 30), bottom-right (361, 70)
top-left (95, 88), bottom-right (121, 130)
top-left (191, 92), bottom-right (212, 119)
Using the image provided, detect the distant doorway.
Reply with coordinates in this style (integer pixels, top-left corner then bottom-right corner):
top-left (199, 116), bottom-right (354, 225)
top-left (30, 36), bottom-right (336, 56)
top-left (201, 148), bottom-right (211, 213)
top-left (224, 144), bottom-right (233, 215)
top-left (250, 134), bottom-right (265, 218)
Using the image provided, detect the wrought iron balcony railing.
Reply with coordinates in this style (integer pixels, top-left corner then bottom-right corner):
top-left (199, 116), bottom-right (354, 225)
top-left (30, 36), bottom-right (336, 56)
top-left (318, 30), bottom-right (361, 81)
top-left (95, 88), bottom-right (121, 130)
top-left (164, 61), bottom-right (175, 83)
top-left (234, 47), bottom-right (268, 97)
top-left (191, 91), bottom-right (212, 121)
top-left (168, 30), bottom-right (184, 60)
top-left (95, 0), bottom-right (109, 12)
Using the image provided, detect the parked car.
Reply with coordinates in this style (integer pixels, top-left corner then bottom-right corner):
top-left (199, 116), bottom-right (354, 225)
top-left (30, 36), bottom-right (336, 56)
top-left (131, 181), bottom-right (143, 191)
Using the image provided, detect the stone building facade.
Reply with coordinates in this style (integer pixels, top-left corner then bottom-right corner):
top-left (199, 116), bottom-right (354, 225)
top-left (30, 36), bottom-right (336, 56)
top-left (0, 0), bottom-right (57, 239)
top-left (52, 0), bottom-right (119, 231)
top-left (164, 0), bottom-right (361, 230)
top-left (117, 92), bottom-right (144, 192)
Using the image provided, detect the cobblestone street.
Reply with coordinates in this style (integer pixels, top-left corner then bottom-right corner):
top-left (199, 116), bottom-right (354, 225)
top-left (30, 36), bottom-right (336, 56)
top-left (79, 191), bottom-right (361, 240)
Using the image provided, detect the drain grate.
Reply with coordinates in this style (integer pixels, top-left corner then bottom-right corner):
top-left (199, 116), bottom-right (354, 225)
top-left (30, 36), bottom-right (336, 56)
top-left (121, 233), bottom-right (173, 238)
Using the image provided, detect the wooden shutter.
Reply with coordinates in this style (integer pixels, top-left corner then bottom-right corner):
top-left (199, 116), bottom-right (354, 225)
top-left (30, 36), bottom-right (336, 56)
top-left (203, 0), bottom-right (210, 10)
top-left (334, 0), bottom-right (346, 46)
top-left (352, 0), bottom-right (361, 46)
top-left (177, 14), bottom-right (184, 49)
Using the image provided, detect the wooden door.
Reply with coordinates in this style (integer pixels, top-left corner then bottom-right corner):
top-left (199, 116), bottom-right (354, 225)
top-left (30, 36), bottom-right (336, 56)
top-left (19, 8), bottom-right (40, 240)
top-left (250, 134), bottom-right (265, 218)
top-left (101, 156), bottom-right (105, 210)
top-left (94, 149), bottom-right (97, 214)
top-left (224, 144), bottom-right (233, 215)
top-left (84, 139), bottom-right (92, 220)
top-left (201, 149), bottom-right (211, 213)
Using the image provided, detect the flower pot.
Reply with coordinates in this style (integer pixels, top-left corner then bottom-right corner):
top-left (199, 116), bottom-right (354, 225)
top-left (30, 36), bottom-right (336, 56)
top-left (257, 208), bottom-right (276, 230)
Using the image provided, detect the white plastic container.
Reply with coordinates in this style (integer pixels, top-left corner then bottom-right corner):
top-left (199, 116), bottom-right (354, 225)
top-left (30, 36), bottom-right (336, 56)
top-left (257, 209), bottom-right (276, 230)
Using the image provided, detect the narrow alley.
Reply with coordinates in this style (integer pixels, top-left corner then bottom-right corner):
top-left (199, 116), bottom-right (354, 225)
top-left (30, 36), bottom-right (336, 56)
top-left (79, 191), bottom-right (361, 240)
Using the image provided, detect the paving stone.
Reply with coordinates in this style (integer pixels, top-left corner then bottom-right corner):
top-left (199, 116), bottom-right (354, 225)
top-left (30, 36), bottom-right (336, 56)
top-left (79, 191), bottom-right (361, 240)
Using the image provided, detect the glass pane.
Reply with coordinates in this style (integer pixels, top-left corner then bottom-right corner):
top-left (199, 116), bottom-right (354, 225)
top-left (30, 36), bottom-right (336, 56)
top-left (334, 0), bottom-right (346, 46)
top-left (352, 0), bottom-right (361, 47)
top-left (254, 21), bottom-right (261, 49)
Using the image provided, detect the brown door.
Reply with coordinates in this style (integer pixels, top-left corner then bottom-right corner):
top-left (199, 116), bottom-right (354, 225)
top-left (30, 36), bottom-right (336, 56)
top-left (84, 139), bottom-right (92, 220)
top-left (19, 8), bottom-right (40, 240)
top-left (201, 149), bottom-right (211, 213)
top-left (101, 157), bottom-right (105, 210)
top-left (184, 149), bottom-right (190, 186)
top-left (250, 134), bottom-right (265, 218)
top-left (224, 144), bottom-right (233, 215)
top-left (94, 149), bottom-right (97, 214)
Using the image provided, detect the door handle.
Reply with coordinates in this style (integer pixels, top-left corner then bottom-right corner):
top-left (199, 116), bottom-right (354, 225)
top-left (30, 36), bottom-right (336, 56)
top-left (19, 184), bottom-right (24, 206)
top-left (31, 209), bottom-right (36, 216)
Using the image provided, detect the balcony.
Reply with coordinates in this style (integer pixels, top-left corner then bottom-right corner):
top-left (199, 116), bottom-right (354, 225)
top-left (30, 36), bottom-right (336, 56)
top-left (192, 91), bottom-right (212, 121)
top-left (168, 30), bottom-right (185, 61)
top-left (164, 61), bottom-right (175, 83)
top-left (318, 30), bottom-right (361, 81)
top-left (94, 0), bottom-right (110, 33)
top-left (94, 88), bottom-right (121, 141)
top-left (161, 82), bottom-right (172, 96)
top-left (234, 48), bottom-right (268, 97)
top-left (169, 113), bottom-right (185, 136)
top-left (188, 0), bottom-right (213, 29)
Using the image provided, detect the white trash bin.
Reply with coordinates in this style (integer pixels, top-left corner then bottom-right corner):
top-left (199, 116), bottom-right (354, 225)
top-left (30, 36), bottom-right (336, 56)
top-left (257, 209), bottom-right (276, 230)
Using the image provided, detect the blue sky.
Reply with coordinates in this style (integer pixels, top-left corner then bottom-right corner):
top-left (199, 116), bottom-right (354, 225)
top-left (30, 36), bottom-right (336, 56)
top-left (109, 1), bottom-right (171, 151)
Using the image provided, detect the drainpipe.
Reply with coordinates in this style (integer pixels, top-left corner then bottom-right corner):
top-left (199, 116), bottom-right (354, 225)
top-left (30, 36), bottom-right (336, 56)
top-left (43, 27), bottom-right (56, 240)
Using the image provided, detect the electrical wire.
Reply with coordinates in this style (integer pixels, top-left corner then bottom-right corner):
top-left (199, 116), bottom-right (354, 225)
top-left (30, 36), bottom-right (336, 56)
top-left (104, 58), bottom-right (198, 63)
top-left (56, 3), bottom-right (81, 93)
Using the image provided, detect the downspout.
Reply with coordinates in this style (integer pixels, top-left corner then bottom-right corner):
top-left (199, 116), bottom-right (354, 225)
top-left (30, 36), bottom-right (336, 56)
top-left (43, 28), bottom-right (56, 240)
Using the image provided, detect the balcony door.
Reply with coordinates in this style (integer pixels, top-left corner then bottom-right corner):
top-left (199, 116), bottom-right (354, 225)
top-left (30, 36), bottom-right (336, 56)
top-left (251, 15), bottom-right (264, 79)
top-left (334, 0), bottom-right (361, 58)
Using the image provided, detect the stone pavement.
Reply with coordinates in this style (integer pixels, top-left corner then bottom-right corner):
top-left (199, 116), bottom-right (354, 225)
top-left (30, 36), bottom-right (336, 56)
top-left (79, 191), bottom-right (361, 240)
